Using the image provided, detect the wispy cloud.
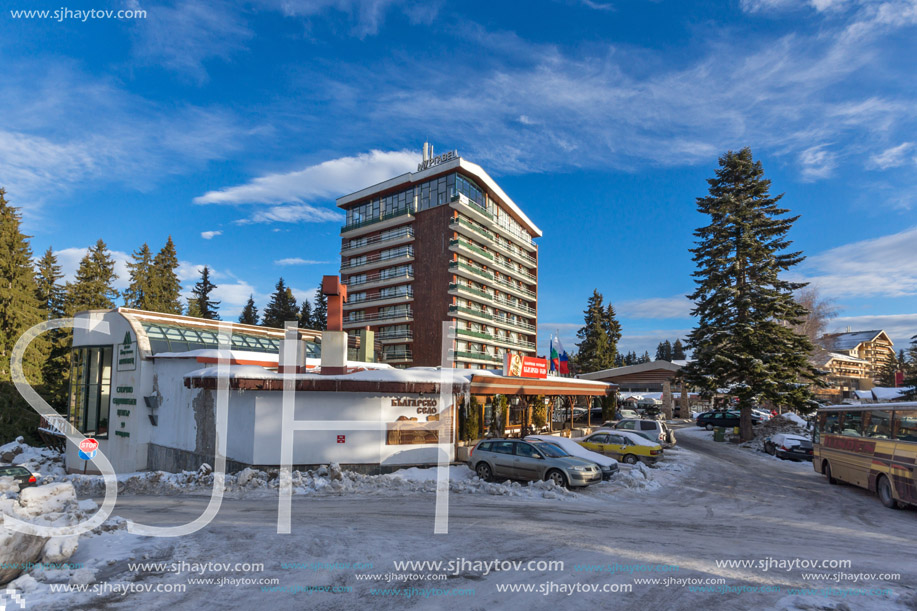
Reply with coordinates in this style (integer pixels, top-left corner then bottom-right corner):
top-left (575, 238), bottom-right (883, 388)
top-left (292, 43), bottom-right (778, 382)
top-left (274, 257), bottom-right (329, 265)
top-left (829, 313), bottom-right (917, 348)
top-left (201, 230), bottom-right (223, 240)
top-left (799, 145), bottom-right (838, 181)
top-left (868, 142), bottom-right (915, 169)
top-left (262, 0), bottom-right (442, 37)
top-left (617, 295), bottom-right (694, 319)
top-left (800, 226), bottom-right (917, 298)
top-left (195, 149), bottom-right (416, 205)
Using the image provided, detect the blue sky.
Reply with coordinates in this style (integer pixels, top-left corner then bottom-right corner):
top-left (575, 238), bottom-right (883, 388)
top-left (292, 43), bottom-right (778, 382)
top-left (3, 0), bottom-right (916, 357)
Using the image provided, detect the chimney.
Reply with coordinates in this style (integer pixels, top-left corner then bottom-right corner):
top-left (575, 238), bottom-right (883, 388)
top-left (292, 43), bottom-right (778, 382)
top-left (320, 275), bottom-right (348, 375)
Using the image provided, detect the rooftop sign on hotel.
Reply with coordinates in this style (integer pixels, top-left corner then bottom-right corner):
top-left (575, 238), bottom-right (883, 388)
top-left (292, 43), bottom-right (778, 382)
top-left (417, 150), bottom-right (458, 172)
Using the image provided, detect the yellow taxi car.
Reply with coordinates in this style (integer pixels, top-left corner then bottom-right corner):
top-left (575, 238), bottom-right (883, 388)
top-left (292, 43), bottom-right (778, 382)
top-left (576, 431), bottom-right (663, 465)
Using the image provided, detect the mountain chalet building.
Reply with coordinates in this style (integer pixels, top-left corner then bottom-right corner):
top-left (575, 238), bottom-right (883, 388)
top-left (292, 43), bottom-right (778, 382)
top-left (337, 145), bottom-right (541, 370)
top-left (814, 329), bottom-right (896, 401)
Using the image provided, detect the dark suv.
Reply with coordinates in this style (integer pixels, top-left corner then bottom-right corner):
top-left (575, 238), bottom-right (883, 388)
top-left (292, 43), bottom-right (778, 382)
top-left (468, 439), bottom-right (602, 489)
top-left (696, 410), bottom-right (761, 430)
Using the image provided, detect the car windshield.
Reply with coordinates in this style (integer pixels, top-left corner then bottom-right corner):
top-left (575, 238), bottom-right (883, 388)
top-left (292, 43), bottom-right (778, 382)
top-left (533, 443), bottom-right (569, 458)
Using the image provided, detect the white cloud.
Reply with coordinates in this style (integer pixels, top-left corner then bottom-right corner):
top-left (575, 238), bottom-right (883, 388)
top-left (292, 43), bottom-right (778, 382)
top-left (799, 145), bottom-right (838, 181)
top-left (262, 0), bottom-right (441, 37)
top-left (241, 204), bottom-right (343, 224)
top-left (55, 247), bottom-right (132, 291)
top-left (194, 149), bottom-right (416, 206)
top-left (800, 226), bottom-right (917, 298)
top-left (200, 230), bottom-right (222, 240)
top-left (616, 296), bottom-right (694, 319)
top-left (868, 142), bottom-right (915, 169)
top-left (274, 258), bottom-right (329, 265)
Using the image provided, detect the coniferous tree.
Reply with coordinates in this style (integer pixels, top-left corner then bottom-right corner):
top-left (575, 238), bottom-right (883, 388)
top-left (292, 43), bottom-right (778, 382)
top-left (312, 282), bottom-right (328, 330)
top-left (35, 247), bottom-right (69, 411)
top-left (876, 352), bottom-right (900, 387)
top-left (0, 189), bottom-right (47, 443)
top-left (902, 336), bottom-right (917, 399)
top-left (614, 353), bottom-right (624, 367)
top-left (262, 278), bottom-right (299, 328)
top-left (189, 266), bottom-right (220, 320)
top-left (123, 243), bottom-right (154, 309)
top-left (65, 239), bottom-right (120, 314)
top-left (672, 339), bottom-right (687, 361)
top-left (239, 295), bottom-right (259, 325)
top-left (299, 300), bottom-right (314, 329)
top-left (603, 302), bottom-right (622, 366)
top-left (575, 290), bottom-right (613, 373)
top-left (149, 236), bottom-right (182, 314)
top-left (640, 351), bottom-right (651, 364)
top-left (682, 148), bottom-right (819, 440)
top-left (185, 299), bottom-right (203, 318)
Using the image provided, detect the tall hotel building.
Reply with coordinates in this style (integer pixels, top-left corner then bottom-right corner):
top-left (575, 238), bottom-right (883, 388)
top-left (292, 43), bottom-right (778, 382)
top-left (337, 146), bottom-right (541, 369)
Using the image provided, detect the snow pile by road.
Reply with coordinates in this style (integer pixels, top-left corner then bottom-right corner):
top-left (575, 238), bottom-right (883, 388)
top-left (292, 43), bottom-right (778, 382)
top-left (0, 436), bottom-right (67, 479)
top-left (735, 414), bottom-right (810, 453)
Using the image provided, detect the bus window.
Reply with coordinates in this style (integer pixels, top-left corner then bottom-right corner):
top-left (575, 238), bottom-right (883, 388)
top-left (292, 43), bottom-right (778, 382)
top-left (841, 411), bottom-right (864, 436)
top-left (894, 410), bottom-right (917, 442)
top-left (864, 411), bottom-right (892, 439)
top-left (824, 412), bottom-right (841, 434)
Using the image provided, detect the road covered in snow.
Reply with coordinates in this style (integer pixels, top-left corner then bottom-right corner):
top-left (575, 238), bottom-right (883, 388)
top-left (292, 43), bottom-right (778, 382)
top-left (4, 429), bottom-right (916, 610)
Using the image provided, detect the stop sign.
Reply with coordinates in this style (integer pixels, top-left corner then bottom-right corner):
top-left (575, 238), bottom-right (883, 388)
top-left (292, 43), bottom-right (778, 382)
top-left (79, 438), bottom-right (99, 453)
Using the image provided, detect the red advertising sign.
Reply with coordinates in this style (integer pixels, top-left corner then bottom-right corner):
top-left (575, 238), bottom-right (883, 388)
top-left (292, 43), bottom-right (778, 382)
top-left (503, 354), bottom-right (548, 379)
top-left (336, 435), bottom-right (346, 444)
top-left (79, 438), bottom-right (99, 453)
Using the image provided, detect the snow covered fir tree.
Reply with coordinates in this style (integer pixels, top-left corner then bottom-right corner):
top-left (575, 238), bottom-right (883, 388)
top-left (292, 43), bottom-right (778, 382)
top-left (682, 148), bottom-right (820, 441)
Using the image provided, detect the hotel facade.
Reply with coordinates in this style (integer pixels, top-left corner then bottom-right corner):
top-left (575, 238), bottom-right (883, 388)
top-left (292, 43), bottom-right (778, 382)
top-left (337, 146), bottom-right (541, 369)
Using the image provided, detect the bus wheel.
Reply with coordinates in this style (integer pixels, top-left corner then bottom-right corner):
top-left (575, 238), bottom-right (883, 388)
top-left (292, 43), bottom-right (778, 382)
top-left (824, 462), bottom-right (837, 485)
top-left (877, 475), bottom-right (900, 510)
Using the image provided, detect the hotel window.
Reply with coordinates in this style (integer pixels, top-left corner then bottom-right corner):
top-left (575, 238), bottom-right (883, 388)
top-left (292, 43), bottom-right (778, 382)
top-left (456, 174), bottom-right (484, 207)
top-left (69, 346), bottom-right (113, 439)
top-left (347, 200), bottom-right (380, 226)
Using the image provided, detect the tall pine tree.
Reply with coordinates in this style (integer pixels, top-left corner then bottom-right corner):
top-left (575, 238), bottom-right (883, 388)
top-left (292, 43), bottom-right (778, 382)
top-left (123, 243), bottom-right (154, 309)
top-left (149, 236), bottom-right (182, 314)
top-left (312, 281), bottom-right (328, 330)
top-left (262, 278), bottom-right (299, 328)
top-left (299, 300), bottom-right (314, 329)
top-left (189, 266), bottom-right (220, 320)
top-left (903, 335), bottom-right (917, 399)
top-left (0, 189), bottom-right (46, 443)
top-left (672, 338), bottom-right (686, 360)
top-left (682, 148), bottom-right (818, 440)
top-left (603, 302), bottom-right (622, 366)
top-left (65, 239), bottom-right (120, 314)
top-left (239, 295), bottom-right (259, 325)
top-left (575, 290), bottom-right (614, 373)
top-left (35, 247), bottom-right (70, 411)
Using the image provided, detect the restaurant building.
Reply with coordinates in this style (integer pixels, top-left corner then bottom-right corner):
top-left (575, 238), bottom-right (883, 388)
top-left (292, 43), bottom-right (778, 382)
top-left (337, 144), bottom-right (541, 370)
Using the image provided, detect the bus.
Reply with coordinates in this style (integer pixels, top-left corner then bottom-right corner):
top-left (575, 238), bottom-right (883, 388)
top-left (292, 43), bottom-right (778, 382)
top-left (814, 402), bottom-right (917, 509)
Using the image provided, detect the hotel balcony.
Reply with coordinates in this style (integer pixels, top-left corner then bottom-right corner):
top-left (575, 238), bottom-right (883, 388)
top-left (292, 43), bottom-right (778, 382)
top-left (449, 216), bottom-right (495, 244)
top-left (491, 334), bottom-right (536, 352)
top-left (492, 295), bottom-right (536, 317)
top-left (340, 208), bottom-right (414, 238)
top-left (448, 282), bottom-right (493, 302)
top-left (341, 226), bottom-right (414, 256)
top-left (341, 246), bottom-right (414, 274)
top-left (343, 290), bottom-right (413, 310)
top-left (448, 304), bottom-right (494, 324)
top-left (448, 260), bottom-right (494, 283)
top-left (490, 256), bottom-right (536, 284)
top-left (343, 308), bottom-right (413, 329)
top-left (493, 276), bottom-right (536, 300)
top-left (456, 328), bottom-right (495, 342)
top-left (448, 193), bottom-right (493, 227)
top-left (382, 349), bottom-right (413, 364)
top-left (493, 313), bottom-right (536, 333)
top-left (490, 236), bottom-right (537, 266)
top-left (345, 270), bottom-right (414, 292)
top-left (448, 237), bottom-right (494, 267)
top-left (454, 350), bottom-right (502, 365)
top-left (377, 330), bottom-right (413, 343)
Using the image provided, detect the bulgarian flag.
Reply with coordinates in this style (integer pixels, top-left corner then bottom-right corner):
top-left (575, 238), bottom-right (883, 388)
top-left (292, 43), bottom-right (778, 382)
top-left (550, 333), bottom-right (569, 375)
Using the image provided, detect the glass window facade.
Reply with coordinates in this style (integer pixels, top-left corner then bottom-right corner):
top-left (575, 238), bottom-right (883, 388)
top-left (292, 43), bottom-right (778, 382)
top-left (69, 346), bottom-right (113, 438)
top-left (455, 174), bottom-right (484, 207)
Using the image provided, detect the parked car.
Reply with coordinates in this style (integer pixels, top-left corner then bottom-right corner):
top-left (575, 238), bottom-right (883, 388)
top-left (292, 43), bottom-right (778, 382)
top-left (576, 431), bottom-right (663, 465)
top-left (751, 409), bottom-right (772, 422)
top-left (617, 409), bottom-right (640, 420)
top-left (468, 439), bottom-right (602, 488)
top-left (763, 434), bottom-right (813, 461)
top-left (610, 419), bottom-right (676, 446)
top-left (695, 410), bottom-right (761, 430)
top-left (0, 465), bottom-right (40, 489)
top-left (525, 435), bottom-right (619, 480)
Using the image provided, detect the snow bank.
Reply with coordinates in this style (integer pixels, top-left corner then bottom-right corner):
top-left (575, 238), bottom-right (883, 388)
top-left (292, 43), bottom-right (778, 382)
top-left (0, 437), bottom-right (66, 480)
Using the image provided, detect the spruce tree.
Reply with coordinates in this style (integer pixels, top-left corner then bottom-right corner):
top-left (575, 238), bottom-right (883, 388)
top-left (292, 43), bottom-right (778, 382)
top-left (682, 148), bottom-right (819, 440)
top-left (149, 236), bottom-right (182, 314)
top-left (189, 266), bottom-right (220, 320)
top-left (312, 281), bottom-right (328, 330)
top-left (575, 290), bottom-right (613, 373)
top-left (672, 339), bottom-right (686, 361)
top-left (35, 247), bottom-right (69, 412)
top-left (185, 299), bottom-right (203, 318)
top-left (299, 300), bottom-right (314, 329)
top-left (0, 189), bottom-right (46, 443)
top-left (65, 239), bottom-right (120, 314)
top-left (123, 243), bottom-right (154, 309)
top-left (903, 335), bottom-right (917, 399)
top-left (239, 295), bottom-right (259, 325)
top-left (603, 302), bottom-right (622, 366)
top-left (262, 278), bottom-right (299, 328)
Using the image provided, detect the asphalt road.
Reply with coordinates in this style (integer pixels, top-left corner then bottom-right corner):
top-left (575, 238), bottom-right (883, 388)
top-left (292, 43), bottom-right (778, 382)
top-left (62, 431), bottom-right (917, 611)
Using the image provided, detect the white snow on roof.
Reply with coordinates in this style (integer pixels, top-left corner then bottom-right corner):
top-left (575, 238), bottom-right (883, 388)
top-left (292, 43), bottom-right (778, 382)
top-left (823, 330), bottom-right (885, 351)
top-left (154, 349), bottom-right (281, 362)
top-left (872, 386), bottom-right (914, 401)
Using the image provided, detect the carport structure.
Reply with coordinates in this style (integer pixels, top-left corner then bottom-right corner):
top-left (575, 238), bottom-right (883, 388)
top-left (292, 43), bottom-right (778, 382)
top-left (466, 373), bottom-right (616, 437)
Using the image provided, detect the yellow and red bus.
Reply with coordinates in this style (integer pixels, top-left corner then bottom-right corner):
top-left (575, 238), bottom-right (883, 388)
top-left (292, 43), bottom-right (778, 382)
top-left (814, 403), bottom-right (917, 509)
